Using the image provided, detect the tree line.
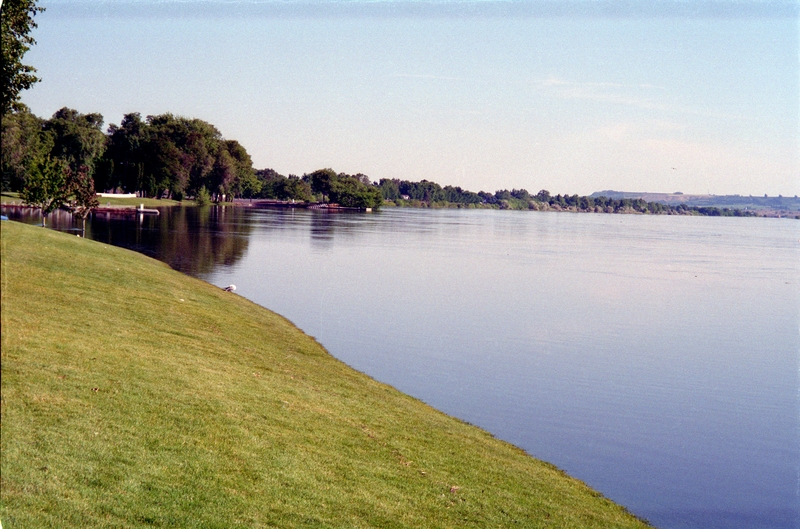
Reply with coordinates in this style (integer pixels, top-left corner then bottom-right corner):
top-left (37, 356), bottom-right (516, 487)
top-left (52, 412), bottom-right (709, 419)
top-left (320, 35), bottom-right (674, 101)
top-left (2, 108), bottom-right (258, 201)
top-left (252, 168), bottom-right (382, 209)
top-left (1, 105), bottom-right (755, 218)
top-left (373, 179), bottom-right (755, 216)
top-left (2, 106), bottom-right (386, 211)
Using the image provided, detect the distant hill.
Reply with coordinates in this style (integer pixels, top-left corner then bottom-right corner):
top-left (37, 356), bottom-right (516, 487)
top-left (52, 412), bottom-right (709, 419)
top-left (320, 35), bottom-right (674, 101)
top-left (591, 191), bottom-right (800, 214)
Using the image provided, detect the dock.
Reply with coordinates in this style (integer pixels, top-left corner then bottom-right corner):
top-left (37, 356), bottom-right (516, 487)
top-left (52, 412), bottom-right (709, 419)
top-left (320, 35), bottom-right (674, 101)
top-left (94, 205), bottom-right (160, 216)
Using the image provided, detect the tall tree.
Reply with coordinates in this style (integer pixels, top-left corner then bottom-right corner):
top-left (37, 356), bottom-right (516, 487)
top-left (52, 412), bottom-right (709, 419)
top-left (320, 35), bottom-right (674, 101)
top-left (20, 155), bottom-right (68, 227)
top-left (1, 105), bottom-right (50, 191)
top-left (307, 168), bottom-right (338, 201)
top-left (209, 147), bottom-right (235, 200)
top-left (1, 0), bottom-right (44, 116)
top-left (100, 112), bottom-right (145, 193)
top-left (44, 107), bottom-right (106, 174)
top-left (224, 140), bottom-right (260, 199)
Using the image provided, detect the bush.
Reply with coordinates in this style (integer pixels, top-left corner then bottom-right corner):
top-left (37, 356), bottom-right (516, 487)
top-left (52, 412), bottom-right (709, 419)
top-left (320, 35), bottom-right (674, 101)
top-left (195, 186), bottom-right (211, 206)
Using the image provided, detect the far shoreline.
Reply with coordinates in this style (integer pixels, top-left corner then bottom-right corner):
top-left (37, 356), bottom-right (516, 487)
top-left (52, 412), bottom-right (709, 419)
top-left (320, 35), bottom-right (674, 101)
top-left (3, 190), bottom-right (798, 219)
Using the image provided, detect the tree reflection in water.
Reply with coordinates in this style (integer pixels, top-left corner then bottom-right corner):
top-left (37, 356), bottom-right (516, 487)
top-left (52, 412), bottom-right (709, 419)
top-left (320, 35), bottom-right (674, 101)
top-left (1, 205), bottom-right (252, 278)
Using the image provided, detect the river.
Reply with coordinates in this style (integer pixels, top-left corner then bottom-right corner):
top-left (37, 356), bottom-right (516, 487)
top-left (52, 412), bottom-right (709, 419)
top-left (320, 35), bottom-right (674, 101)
top-left (4, 204), bottom-right (799, 529)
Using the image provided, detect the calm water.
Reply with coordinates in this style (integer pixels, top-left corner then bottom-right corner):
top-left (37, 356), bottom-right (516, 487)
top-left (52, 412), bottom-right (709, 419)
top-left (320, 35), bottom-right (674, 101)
top-left (5, 205), bottom-right (799, 529)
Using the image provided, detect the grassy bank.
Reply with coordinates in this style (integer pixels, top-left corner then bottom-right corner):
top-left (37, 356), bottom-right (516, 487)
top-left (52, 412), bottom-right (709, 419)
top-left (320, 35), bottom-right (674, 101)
top-left (94, 196), bottom-right (188, 207)
top-left (0, 221), bottom-right (651, 528)
top-left (1, 192), bottom-right (188, 208)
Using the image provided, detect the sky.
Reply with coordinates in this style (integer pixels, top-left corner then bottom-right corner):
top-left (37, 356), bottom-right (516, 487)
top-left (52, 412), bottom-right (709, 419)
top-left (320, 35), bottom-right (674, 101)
top-left (19, 0), bottom-right (800, 196)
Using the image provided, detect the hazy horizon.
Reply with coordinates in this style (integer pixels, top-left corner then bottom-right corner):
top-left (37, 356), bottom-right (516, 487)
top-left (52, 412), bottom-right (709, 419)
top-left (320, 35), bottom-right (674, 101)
top-left (20, 0), bottom-right (799, 196)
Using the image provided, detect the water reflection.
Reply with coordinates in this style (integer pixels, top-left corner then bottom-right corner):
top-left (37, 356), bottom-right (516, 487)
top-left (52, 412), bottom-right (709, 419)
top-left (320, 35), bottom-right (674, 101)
top-left (309, 213), bottom-right (337, 249)
top-left (1, 205), bottom-right (252, 276)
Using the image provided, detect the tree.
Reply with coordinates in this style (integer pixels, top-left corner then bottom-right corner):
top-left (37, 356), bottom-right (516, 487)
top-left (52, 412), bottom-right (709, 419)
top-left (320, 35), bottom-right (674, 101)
top-left (100, 112), bottom-right (145, 193)
top-left (224, 140), bottom-right (259, 199)
top-left (399, 179), bottom-right (443, 202)
top-left (44, 108), bottom-right (107, 174)
top-left (66, 164), bottom-right (99, 236)
top-left (307, 168), bottom-right (338, 200)
top-left (279, 175), bottom-right (312, 202)
top-left (1, 105), bottom-right (50, 191)
top-left (101, 113), bottom-right (256, 200)
top-left (20, 155), bottom-right (68, 226)
top-left (254, 168), bottom-right (284, 199)
top-left (209, 146), bottom-right (235, 201)
top-left (1, 0), bottom-right (44, 116)
top-left (442, 185), bottom-right (482, 204)
top-left (378, 178), bottom-right (400, 200)
top-left (329, 174), bottom-right (383, 209)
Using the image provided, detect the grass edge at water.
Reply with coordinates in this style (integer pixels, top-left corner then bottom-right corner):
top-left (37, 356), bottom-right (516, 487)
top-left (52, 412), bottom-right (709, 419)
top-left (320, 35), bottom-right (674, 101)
top-left (0, 220), bottom-right (652, 528)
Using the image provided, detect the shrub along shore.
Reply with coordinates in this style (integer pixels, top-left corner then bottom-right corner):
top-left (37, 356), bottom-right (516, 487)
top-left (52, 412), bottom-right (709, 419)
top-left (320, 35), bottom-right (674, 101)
top-left (0, 221), bottom-right (652, 528)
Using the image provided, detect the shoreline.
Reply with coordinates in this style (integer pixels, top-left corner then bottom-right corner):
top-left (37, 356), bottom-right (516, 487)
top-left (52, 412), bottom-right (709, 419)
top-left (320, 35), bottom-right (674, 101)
top-left (4, 189), bottom-right (797, 218)
top-left (0, 220), bottom-right (653, 527)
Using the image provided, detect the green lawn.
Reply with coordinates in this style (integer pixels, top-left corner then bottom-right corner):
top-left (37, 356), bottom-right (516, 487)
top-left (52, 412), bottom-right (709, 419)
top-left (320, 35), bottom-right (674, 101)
top-left (1, 192), bottom-right (189, 207)
top-left (93, 196), bottom-right (188, 207)
top-left (0, 192), bottom-right (21, 204)
top-left (0, 221), bottom-right (652, 528)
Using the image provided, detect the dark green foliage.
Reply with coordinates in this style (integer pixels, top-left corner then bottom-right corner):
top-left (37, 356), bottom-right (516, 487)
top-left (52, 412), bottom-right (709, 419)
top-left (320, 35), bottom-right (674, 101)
top-left (400, 179), bottom-right (444, 202)
top-left (304, 169), bottom-right (382, 208)
top-left (254, 168), bottom-right (283, 198)
top-left (443, 185), bottom-right (483, 204)
top-left (102, 113), bottom-right (257, 200)
top-left (380, 179), bottom-right (482, 206)
top-left (19, 155), bottom-right (68, 226)
top-left (255, 169), bottom-right (313, 201)
top-left (224, 140), bottom-right (260, 199)
top-left (1, 106), bottom-right (49, 191)
top-left (378, 178), bottom-right (400, 200)
top-left (1, 0), bottom-right (43, 116)
top-left (281, 175), bottom-right (313, 202)
top-left (97, 112), bottom-right (144, 194)
top-left (307, 168), bottom-right (338, 199)
top-left (329, 173), bottom-right (383, 209)
top-left (511, 188), bottom-right (532, 201)
top-left (3, 107), bottom-right (257, 202)
top-left (478, 190), bottom-right (497, 205)
top-left (44, 107), bottom-right (106, 175)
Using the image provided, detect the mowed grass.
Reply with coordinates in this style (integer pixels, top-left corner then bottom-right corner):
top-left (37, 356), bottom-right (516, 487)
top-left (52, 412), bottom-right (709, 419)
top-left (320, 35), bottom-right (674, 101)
top-left (1, 192), bottom-right (188, 208)
top-left (92, 196), bottom-right (188, 207)
top-left (0, 221), bottom-right (652, 529)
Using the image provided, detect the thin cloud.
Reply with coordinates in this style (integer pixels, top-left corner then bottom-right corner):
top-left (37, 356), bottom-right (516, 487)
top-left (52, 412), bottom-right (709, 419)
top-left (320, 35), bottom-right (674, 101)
top-left (536, 77), bottom-right (739, 119)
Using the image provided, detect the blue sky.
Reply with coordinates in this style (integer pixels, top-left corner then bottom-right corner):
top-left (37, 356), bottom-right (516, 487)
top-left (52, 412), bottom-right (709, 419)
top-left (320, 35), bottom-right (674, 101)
top-left (21, 1), bottom-right (799, 195)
